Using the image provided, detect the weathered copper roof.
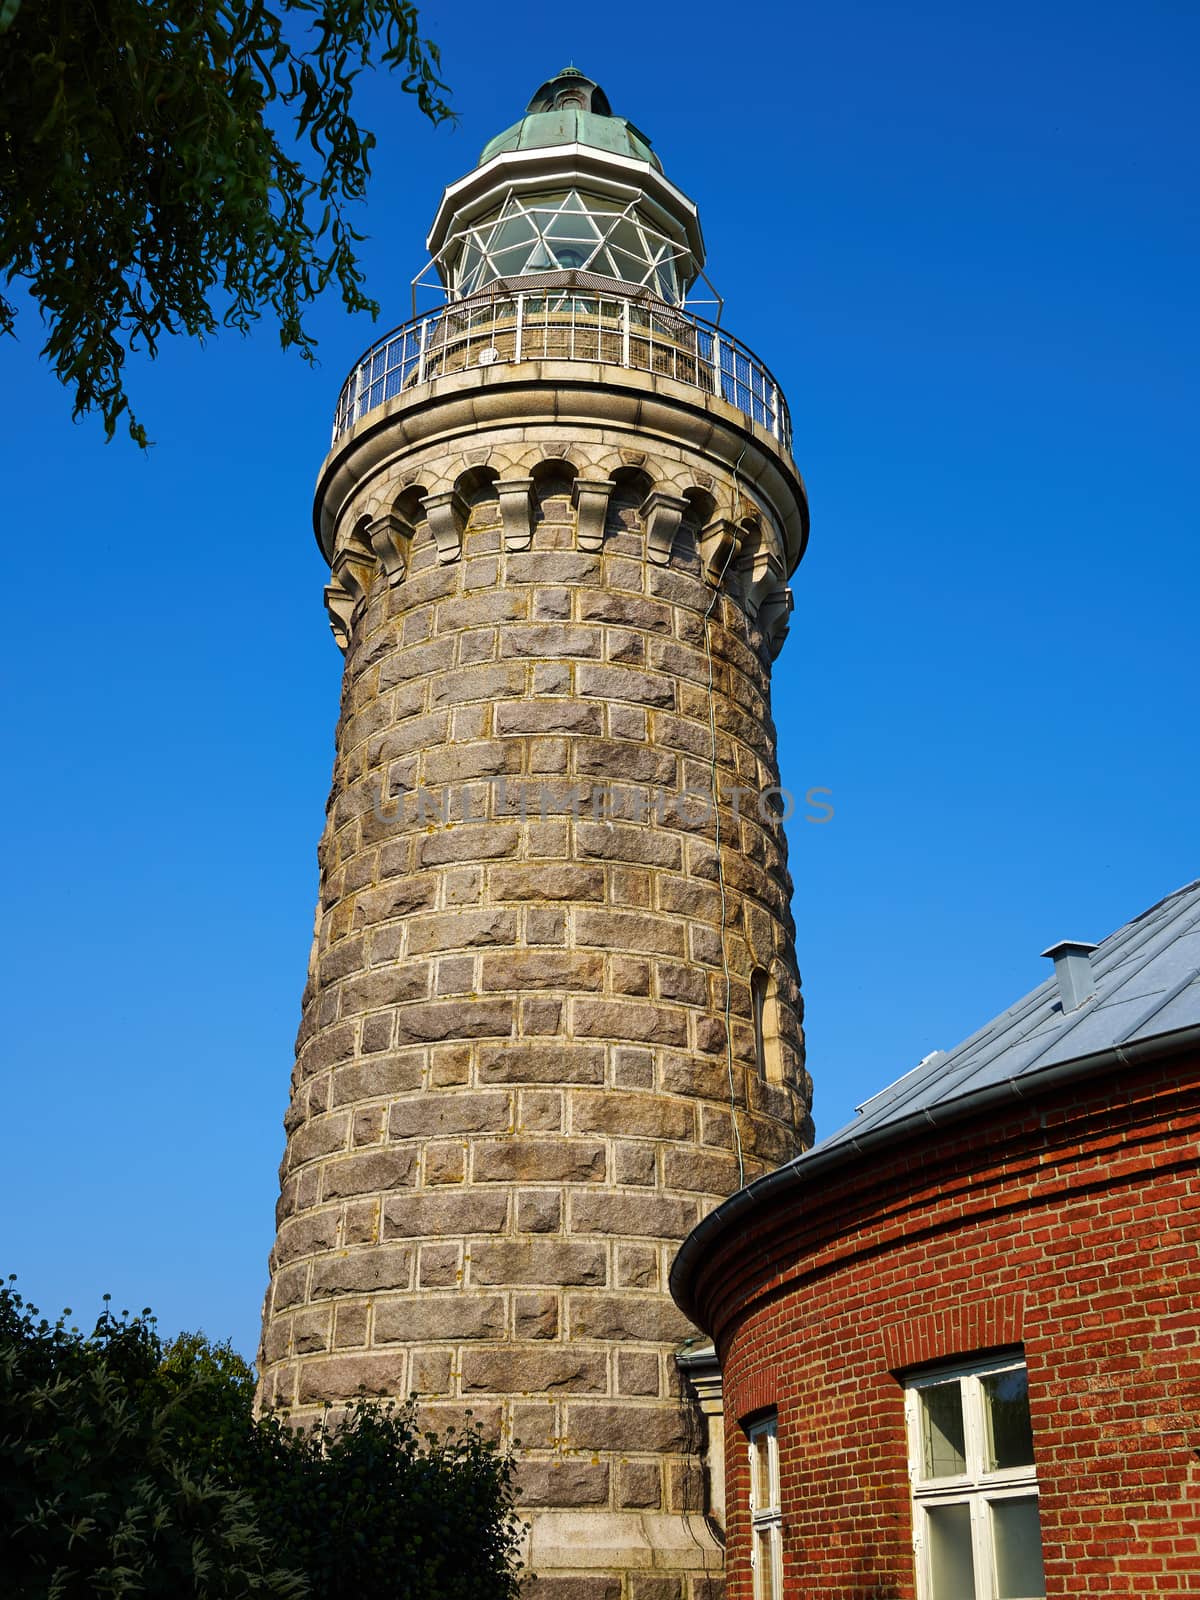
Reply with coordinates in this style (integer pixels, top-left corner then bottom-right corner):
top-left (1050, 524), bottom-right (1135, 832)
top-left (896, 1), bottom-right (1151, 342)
top-left (478, 69), bottom-right (662, 173)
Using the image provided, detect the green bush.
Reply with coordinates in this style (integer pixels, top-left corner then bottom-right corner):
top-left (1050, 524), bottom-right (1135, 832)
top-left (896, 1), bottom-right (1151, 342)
top-left (0, 1280), bottom-right (522, 1599)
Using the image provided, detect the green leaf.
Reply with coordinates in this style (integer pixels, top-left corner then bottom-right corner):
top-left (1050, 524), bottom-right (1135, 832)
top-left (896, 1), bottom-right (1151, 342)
top-left (0, 0), bottom-right (455, 444)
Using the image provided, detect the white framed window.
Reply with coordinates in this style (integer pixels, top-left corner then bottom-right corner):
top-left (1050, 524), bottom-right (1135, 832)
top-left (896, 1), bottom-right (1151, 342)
top-left (904, 1354), bottom-right (1046, 1600)
top-left (746, 1413), bottom-right (783, 1600)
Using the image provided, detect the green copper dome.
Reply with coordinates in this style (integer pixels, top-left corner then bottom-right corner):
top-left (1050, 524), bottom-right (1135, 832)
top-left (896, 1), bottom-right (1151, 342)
top-left (478, 67), bottom-right (663, 174)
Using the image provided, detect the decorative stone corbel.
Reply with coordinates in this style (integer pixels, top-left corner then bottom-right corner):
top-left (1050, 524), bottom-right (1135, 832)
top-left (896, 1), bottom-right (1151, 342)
top-left (758, 583), bottom-right (794, 658)
top-left (640, 490), bottom-right (691, 566)
top-left (571, 478), bottom-right (615, 551)
top-left (366, 512), bottom-right (411, 586)
top-left (495, 477), bottom-right (536, 552)
top-left (323, 582), bottom-right (354, 653)
top-left (420, 489), bottom-right (468, 566)
top-left (699, 517), bottom-right (744, 582)
top-left (330, 540), bottom-right (375, 608)
top-left (742, 543), bottom-right (785, 619)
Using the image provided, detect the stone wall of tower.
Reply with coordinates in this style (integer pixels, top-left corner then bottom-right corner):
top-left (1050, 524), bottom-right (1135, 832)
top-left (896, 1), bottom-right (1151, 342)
top-left (259, 370), bottom-right (811, 1597)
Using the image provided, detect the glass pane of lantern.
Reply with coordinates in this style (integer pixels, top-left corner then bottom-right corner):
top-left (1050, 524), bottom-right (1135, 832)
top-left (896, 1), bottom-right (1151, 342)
top-left (489, 215), bottom-right (536, 252)
top-left (491, 245), bottom-right (537, 278)
top-left (610, 247), bottom-right (653, 284)
top-left (926, 1503), bottom-right (976, 1599)
top-left (546, 209), bottom-right (602, 242)
top-left (990, 1497), bottom-right (1045, 1598)
top-left (552, 245), bottom-right (591, 270)
top-left (982, 1369), bottom-right (1035, 1471)
top-left (456, 245), bottom-right (482, 293)
top-left (583, 193), bottom-right (621, 214)
top-left (606, 218), bottom-right (650, 267)
top-left (588, 248), bottom-right (618, 279)
top-left (522, 241), bottom-right (556, 272)
top-left (920, 1381), bottom-right (966, 1478)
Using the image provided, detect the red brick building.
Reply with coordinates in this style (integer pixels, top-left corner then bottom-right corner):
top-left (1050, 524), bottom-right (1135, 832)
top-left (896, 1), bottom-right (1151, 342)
top-left (671, 882), bottom-right (1200, 1599)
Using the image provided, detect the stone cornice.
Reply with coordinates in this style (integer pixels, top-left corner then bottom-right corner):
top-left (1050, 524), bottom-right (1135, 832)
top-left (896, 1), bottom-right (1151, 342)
top-left (313, 362), bottom-right (810, 576)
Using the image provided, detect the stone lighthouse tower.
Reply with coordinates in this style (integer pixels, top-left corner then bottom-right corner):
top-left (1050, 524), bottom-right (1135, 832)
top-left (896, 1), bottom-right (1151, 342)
top-left (259, 67), bottom-right (811, 1597)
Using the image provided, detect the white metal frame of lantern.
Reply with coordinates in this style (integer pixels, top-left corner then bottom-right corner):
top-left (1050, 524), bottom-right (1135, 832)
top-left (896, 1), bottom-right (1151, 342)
top-left (904, 1355), bottom-right (1047, 1600)
top-left (413, 186), bottom-right (726, 317)
top-left (427, 188), bottom-right (691, 302)
top-left (747, 1414), bottom-right (783, 1600)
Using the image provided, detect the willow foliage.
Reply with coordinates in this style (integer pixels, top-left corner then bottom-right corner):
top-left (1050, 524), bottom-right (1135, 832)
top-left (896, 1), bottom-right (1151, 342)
top-left (0, 1), bottom-right (452, 443)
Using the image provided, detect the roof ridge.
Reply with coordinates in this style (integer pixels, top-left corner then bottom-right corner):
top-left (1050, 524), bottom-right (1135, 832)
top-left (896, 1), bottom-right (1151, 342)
top-left (1125, 878), bottom-right (1200, 927)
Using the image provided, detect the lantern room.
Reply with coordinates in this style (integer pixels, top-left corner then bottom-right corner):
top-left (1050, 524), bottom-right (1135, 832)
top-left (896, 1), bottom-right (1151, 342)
top-left (422, 68), bottom-right (706, 306)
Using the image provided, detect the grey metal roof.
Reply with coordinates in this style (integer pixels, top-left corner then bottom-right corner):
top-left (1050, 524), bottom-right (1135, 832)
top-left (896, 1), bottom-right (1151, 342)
top-left (670, 879), bottom-right (1200, 1326)
top-left (672, 883), bottom-right (1196, 1318)
top-left (811, 877), bottom-right (1200, 1159)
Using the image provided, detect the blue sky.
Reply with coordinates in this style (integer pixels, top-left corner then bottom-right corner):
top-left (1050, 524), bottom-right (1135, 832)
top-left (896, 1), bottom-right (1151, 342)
top-left (2, 1), bottom-right (1196, 1358)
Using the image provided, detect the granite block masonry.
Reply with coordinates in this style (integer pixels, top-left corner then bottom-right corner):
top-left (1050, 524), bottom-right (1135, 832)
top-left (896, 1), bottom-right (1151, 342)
top-left (258, 65), bottom-right (812, 1600)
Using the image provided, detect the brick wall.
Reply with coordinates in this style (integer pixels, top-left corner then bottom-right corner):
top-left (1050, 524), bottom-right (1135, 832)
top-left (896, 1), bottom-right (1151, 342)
top-left (699, 1058), bottom-right (1200, 1598)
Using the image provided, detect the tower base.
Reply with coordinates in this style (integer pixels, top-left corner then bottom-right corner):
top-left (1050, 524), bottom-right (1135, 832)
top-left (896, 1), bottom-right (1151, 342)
top-left (523, 1507), bottom-right (724, 1598)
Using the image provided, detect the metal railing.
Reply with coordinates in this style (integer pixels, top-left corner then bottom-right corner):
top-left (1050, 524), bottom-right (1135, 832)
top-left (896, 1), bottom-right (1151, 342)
top-left (331, 288), bottom-right (791, 449)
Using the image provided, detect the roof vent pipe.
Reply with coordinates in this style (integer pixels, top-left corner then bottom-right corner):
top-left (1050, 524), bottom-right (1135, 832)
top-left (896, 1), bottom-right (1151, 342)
top-left (1041, 939), bottom-right (1098, 1012)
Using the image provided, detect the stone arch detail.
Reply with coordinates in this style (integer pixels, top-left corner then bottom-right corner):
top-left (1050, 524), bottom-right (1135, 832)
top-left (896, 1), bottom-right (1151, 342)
top-left (453, 463), bottom-right (500, 505)
top-left (322, 429), bottom-right (799, 653)
top-left (605, 464), bottom-right (654, 544)
top-left (530, 457), bottom-right (578, 536)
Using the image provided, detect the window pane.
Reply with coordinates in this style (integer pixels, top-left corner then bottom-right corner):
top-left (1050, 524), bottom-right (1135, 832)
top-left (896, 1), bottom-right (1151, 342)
top-left (920, 1381), bottom-right (966, 1478)
top-left (991, 1496), bottom-right (1045, 1598)
top-left (550, 244), bottom-right (592, 271)
top-left (488, 216), bottom-right (537, 252)
top-left (546, 211), bottom-right (602, 242)
top-left (926, 1503), bottom-right (976, 1600)
top-left (521, 241), bottom-right (556, 272)
top-left (752, 1429), bottom-right (773, 1510)
top-left (490, 245), bottom-right (539, 278)
top-left (982, 1368), bottom-right (1035, 1470)
top-left (754, 1528), bottom-right (778, 1600)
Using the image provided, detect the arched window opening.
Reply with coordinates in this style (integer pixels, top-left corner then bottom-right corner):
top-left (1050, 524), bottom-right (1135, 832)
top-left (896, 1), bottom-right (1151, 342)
top-left (751, 967), bottom-right (784, 1085)
top-left (606, 465), bottom-right (654, 541)
top-left (531, 457), bottom-right (578, 530)
top-left (454, 465), bottom-right (501, 534)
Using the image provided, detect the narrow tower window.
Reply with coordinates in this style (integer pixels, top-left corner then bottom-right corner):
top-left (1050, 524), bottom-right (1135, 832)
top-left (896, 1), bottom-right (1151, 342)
top-left (751, 968), bottom-right (783, 1084)
top-left (747, 1414), bottom-right (783, 1599)
top-left (751, 969), bottom-right (769, 1078)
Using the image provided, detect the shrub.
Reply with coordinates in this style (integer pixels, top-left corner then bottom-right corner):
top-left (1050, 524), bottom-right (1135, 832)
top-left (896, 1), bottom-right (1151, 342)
top-left (0, 1280), bottom-right (522, 1599)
